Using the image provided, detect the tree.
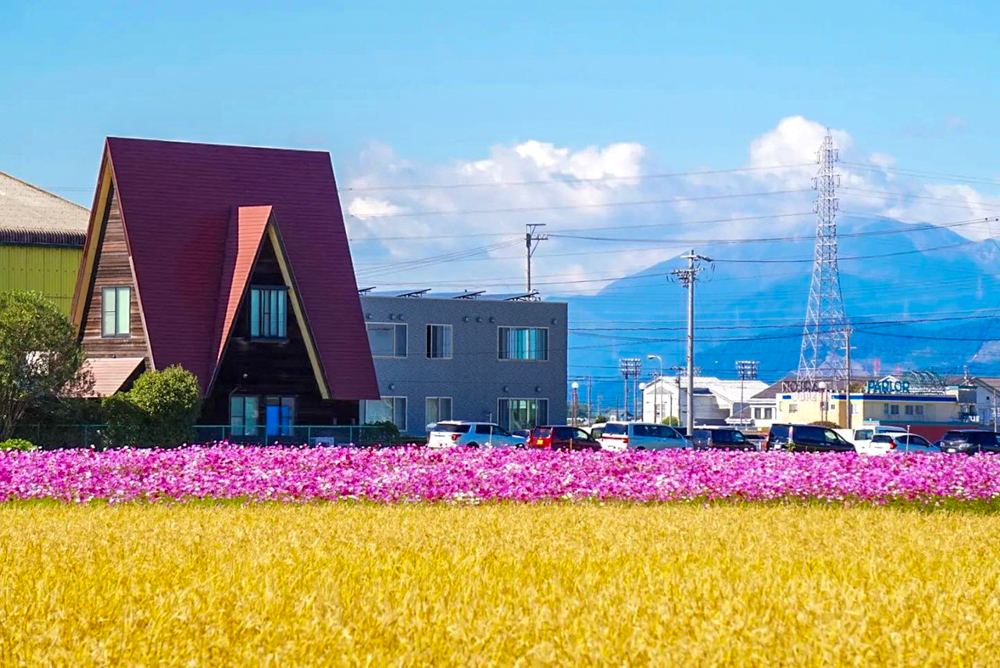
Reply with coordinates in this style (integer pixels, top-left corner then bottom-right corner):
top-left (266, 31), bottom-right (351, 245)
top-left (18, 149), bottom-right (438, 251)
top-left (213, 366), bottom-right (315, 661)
top-left (661, 416), bottom-right (680, 426)
top-left (0, 291), bottom-right (89, 441)
top-left (103, 366), bottom-right (202, 447)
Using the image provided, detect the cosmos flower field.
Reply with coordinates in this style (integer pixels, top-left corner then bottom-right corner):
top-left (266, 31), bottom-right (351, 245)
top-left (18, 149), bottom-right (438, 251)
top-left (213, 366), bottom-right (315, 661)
top-left (3, 445), bottom-right (1000, 505)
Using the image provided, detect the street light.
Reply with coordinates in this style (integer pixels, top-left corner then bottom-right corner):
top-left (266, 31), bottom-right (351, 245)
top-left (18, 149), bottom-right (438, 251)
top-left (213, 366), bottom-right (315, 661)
top-left (638, 382), bottom-right (647, 422)
top-left (571, 382), bottom-right (580, 426)
top-left (647, 355), bottom-right (663, 424)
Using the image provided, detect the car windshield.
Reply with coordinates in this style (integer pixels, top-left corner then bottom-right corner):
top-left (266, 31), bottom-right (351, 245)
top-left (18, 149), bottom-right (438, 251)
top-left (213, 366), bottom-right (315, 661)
top-left (432, 424), bottom-right (470, 434)
top-left (603, 424), bottom-right (627, 436)
top-left (943, 431), bottom-right (971, 441)
top-left (855, 429), bottom-right (873, 440)
top-left (871, 435), bottom-right (894, 443)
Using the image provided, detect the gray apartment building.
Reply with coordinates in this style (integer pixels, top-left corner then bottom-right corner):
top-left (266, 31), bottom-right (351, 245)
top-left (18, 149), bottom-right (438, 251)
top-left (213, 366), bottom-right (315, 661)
top-left (358, 290), bottom-right (568, 435)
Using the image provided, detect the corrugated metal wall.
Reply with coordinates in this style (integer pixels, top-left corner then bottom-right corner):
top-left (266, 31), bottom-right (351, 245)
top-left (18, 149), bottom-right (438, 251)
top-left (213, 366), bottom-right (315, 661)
top-left (0, 245), bottom-right (82, 315)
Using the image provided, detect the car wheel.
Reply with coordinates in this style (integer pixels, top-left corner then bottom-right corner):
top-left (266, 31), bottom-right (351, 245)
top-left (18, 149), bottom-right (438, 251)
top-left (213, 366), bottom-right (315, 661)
top-left (467, 442), bottom-right (479, 448)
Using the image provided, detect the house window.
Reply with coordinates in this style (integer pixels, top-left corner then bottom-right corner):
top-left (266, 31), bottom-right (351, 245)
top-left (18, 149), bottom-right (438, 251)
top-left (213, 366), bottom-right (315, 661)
top-left (265, 396), bottom-right (296, 437)
top-left (764, 407), bottom-right (774, 420)
top-left (915, 405), bottom-right (924, 416)
top-left (905, 405), bottom-right (914, 416)
top-left (890, 404), bottom-right (900, 415)
top-left (788, 403), bottom-right (798, 414)
top-left (498, 398), bottom-right (548, 431)
top-left (498, 327), bottom-right (549, 360)
top-left (362, 397), bottom-right (407, 431)
top-left (101, 286), bottom-right (131, 337)
top-left (883, 404), bottom-right (891, 415)
top-left (250, 287), bottom-right (287, 339)
top-left (367, 323), bottom-right (407, 358)
top-left (426, 325), bottom-right (453, 359)
top-left (425, 397), bottom-right (453, 427)
top-left (230, 395), bottom-right (259, 436)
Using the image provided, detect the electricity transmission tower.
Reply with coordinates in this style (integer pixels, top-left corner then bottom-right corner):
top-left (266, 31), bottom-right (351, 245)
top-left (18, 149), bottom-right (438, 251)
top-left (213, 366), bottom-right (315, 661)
top-left (798, 131), bottom-right (848, 383)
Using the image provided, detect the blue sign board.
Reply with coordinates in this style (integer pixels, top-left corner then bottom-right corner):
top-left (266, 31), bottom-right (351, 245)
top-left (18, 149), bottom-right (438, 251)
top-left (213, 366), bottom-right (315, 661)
top-left (866, 379), bottom-right (911, 394)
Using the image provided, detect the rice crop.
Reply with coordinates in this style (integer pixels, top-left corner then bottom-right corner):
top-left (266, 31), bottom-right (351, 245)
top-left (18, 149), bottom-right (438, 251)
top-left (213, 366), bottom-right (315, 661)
top-left (3, 446), bottom-right (1000, 505)
top-left (2, 504), bottom-right (999, 666)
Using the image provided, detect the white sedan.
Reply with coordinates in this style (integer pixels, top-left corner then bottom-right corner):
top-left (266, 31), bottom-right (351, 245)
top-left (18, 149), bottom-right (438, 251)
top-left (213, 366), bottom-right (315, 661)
top-left (868, 433), bottom-right (940, 454)
top-left (426, 421), bottom-right (527, 448)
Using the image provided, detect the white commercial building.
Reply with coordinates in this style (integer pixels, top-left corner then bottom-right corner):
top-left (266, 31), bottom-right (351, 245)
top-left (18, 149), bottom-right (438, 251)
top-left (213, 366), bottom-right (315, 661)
top-left (640, 376), bottom-right (768, 426)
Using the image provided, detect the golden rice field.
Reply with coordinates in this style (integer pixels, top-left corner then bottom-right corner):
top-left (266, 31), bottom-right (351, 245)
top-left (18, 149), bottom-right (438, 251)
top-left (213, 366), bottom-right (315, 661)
top-left (2, 504), bottom-right (1000, 666)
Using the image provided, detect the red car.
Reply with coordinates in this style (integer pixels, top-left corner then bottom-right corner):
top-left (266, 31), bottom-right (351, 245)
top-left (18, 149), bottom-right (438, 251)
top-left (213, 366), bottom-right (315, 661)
top-left (529, 426), bottom-right (602, 451)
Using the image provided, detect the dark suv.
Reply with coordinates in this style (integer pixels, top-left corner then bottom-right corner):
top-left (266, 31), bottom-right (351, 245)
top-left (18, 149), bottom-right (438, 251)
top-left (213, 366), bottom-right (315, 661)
top-left (766, 424), bottom-right (856, 453)
top-left (691, 428), bottom-right (754, 451)
top-left (940, 430), bottom-right (1000, 455)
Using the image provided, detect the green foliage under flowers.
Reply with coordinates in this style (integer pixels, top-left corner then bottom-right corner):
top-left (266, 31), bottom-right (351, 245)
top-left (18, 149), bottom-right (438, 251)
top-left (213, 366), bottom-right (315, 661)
top-left (103, 366), bottom-right (202, 448)
top-left (0, 438), bottom-right (38, 452)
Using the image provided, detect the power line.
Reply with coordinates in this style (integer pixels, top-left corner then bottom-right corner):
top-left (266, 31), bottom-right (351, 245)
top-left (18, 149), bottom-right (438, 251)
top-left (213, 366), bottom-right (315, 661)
top-left (343, 162), bottom-right (815, 192)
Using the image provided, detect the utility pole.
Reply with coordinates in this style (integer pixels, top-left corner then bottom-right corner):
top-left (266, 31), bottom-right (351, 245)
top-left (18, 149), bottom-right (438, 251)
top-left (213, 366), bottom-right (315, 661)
top-left (619, 358), bottom-right (642, 421)
top-left (648, 355), bottom-right (664, 423)
top-left (736, 360), bottom-right (760, 428)
top-left (586, 376), bottom-right (592, 426)
top-left (671, 251), bottom-right (711, 436)
top-left (845, 328), bottom-right (856, 429)
top-left (525, 223), bottom-right (549, 293)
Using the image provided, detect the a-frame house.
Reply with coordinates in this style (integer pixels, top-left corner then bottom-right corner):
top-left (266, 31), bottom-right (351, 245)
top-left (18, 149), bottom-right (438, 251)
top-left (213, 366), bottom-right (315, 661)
top-left (70, 137), bottom-right (378, 434)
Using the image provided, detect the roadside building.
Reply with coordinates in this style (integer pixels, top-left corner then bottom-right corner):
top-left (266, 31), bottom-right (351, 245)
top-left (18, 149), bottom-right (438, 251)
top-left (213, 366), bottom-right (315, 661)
top-left (640, 375), bottom-right (767, 426)
top-left (774, 374), bottom-right (980, 440)
top-left (0, 171), bottom-right (89, 314)
top-left (70, 137), bottom-right (378, 436)
top-left (360, 290), bottom-right (567, 435)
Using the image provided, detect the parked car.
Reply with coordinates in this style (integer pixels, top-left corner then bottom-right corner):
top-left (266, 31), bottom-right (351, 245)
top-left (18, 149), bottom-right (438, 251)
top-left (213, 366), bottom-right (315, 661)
top-left (690, 428), bottom-right (754, 451)
top-left (765, 424), bottom-right (856, 453)
top-left (590, 422), bottom-right (688, 451)
top-left (426, 422), bottom-right (527, 448)
top-left (939, 430), bottom-right (1000, 455)
top-left (868, 433), bottom-right (940, 454)
top-left (743, 433), bottom-right (766, 450)
top-left (530, 426), bottom-right (602, 451)
top-left (850, 425), bottom-right (908, 455)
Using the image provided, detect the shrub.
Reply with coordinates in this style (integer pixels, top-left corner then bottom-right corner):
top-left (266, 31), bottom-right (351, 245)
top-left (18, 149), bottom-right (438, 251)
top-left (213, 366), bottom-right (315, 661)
top-left (103, 366), bottom-right (202, 447)
top-left (0, 438), bottom-right (38, 452)
top-left (593, 415), bottom-right (609, 424)
top-left (362, 420), bottom-right (401, 446)
top-left (661, 416), bottom-right (681, 426)
top-left (810, 421), bottom-right (840, 428)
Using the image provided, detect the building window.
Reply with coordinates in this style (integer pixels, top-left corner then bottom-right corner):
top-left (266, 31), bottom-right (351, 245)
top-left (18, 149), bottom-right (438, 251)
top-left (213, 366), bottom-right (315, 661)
top-left (362, 397), bottom-right (407, 432)
top-left (230, 395), bottom-right (259, 436)
top-left (915, 405), bottom-right (924, 416)
top-left (905, 405), bottom-right (914, 416)
top-left (498, 398), bottom-right (548, 431)
top-left (754, 408), bottom-right (761, 419)
top-left (764, 407), bottom-right (774, 420)
top-left (101, 286), bottom-right (131, 337)
top-left (788, 403), bottom-right (798, 414)
top-left (264, 396), bottom-right (296, 437)
top-left (250, 287), bottom-right (287, 339)
top-left (425, 397), bottom-right (453, 427)
top-left (367, 323), bottom-right (407, 358)
top-left (883, 404), bottom-right (891, 415)
top-left (890, 404), bottom-right (900, 415)
top-left (426, 325), bottom-right (453, 359)
top-left (498, 327), bottom-right (549, 361)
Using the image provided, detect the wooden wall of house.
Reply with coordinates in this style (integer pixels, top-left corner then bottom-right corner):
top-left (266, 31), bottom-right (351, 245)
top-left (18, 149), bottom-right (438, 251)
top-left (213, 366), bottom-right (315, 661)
top-left (78, 185), bottom-right (150, 363)
top-left (202, 239), bottom-right (357, 426)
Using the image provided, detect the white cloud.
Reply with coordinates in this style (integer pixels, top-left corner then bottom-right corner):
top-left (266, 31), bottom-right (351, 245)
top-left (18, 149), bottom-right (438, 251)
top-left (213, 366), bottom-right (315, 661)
top-left (342, 117), bottom-right (1000, 295)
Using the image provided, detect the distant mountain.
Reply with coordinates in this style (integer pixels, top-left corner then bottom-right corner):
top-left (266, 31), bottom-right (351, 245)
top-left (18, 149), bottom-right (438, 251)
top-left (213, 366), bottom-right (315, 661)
top-left (554, 216), bottom-right (1000, 404)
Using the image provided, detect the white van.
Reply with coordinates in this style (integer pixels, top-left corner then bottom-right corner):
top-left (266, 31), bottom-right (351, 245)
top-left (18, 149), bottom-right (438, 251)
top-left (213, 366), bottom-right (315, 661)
top-left (590, 422), bottom-right (689, 451)
top-left (850, 425), bottom-right (908, 455)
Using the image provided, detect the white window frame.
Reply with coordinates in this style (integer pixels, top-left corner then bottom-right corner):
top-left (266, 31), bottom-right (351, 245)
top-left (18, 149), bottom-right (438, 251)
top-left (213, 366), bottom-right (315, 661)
top-left (361, 396), bottom-right (408, 432)
top-left (497, 326), bottom-right (550, 361)
top-left (497, 397), bottom-right (549, 431)
top-left (366, 322), bottom-right (407, 359)
top-left (425, 396), bottom-right (453, 426)
top-left (426, 324), bottom-right (453, 359)
top-left (101, 286), bottom-right (131, 338)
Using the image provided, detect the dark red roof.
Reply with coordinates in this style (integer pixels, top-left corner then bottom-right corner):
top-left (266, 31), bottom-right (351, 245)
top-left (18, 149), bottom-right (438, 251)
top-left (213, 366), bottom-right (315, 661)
top-left (105, 137), bottom-right (378, 399)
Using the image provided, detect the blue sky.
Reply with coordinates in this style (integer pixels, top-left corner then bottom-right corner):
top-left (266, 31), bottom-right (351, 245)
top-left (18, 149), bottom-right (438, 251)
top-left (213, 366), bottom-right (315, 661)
top-left (3, 0), bottom-right (998, 200)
